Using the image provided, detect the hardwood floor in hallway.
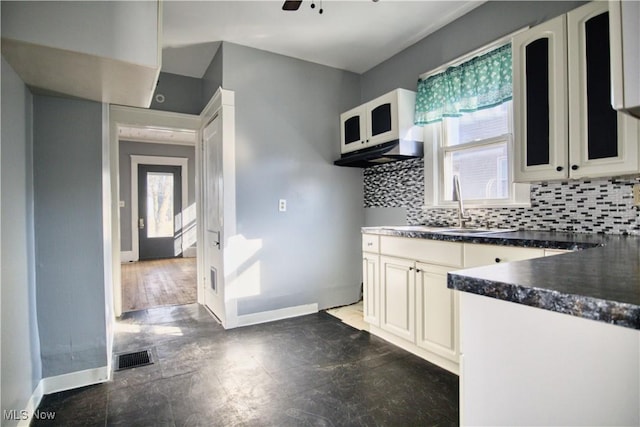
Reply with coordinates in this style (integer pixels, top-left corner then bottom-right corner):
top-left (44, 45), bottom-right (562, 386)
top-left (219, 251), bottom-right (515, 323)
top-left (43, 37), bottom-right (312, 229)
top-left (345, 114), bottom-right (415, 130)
top-left (121, 257), bottom-right (197, 312)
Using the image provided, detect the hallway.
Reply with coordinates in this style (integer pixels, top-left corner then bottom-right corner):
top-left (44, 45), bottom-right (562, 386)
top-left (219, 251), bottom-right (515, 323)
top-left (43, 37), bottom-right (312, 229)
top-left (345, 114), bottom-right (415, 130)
top-left (121, 257), bottom-right (197, 312)
top-left (33, 304), bottom-right (459, 426)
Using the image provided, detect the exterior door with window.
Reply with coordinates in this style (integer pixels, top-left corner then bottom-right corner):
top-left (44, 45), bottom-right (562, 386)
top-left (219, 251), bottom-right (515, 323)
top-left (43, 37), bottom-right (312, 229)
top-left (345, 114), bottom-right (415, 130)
top-left (138, 164), bottom-right (182, 260)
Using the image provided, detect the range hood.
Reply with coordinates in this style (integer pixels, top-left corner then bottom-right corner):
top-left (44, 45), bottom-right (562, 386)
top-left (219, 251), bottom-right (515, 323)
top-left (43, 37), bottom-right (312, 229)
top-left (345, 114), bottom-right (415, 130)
top-left (333, 139), bottom-right (423, 168)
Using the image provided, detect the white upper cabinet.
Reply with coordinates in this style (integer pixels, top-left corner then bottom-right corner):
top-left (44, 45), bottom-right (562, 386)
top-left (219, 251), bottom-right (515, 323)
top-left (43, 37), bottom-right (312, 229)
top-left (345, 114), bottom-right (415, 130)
top-left (1, 1), bottom-right (162, 108)
top-left (513, 15), bottom-right (568, 181)
top-left (513, 1), bottom-right (640, 182)
top-left (609, 0), bottom-right (640, 119)
top-left (340, 88), bottom-right (422, 154)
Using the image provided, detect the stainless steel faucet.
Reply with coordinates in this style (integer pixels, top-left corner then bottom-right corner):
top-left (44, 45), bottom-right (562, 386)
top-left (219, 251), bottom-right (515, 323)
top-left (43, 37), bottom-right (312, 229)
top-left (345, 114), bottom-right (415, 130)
top-left (452, 175), bottom-right (469, 228)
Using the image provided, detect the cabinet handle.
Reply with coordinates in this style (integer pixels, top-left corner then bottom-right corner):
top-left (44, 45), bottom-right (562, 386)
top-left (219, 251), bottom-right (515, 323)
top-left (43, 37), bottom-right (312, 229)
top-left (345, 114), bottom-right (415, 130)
top-left (367, 242), bottom-right (373, 246)
top-left (495, 257), bottom-right (501, 263)
top-left (571, 165), bottom-right (579, 171)
top-left (415, 268), bottom-right (421, 273)
top-left (556, 166), bottom-right (564, 172)
top-left (361, 140), bottom-right (365, 144)
top-left (409, 267), bottom-right (414, 271)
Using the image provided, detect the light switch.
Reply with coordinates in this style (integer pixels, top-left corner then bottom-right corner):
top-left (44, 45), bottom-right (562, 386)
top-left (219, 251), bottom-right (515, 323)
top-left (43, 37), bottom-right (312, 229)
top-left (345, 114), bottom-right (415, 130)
top-left (279, 199), bottom-right (287, 212)
top-left (119, 200), bottom-right (125, 208)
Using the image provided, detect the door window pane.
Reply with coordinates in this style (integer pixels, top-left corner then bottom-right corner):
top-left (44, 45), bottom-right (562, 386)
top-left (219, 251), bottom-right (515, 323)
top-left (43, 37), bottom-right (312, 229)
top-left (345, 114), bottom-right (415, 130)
top-left (147, 172), bottom-right (174, 238)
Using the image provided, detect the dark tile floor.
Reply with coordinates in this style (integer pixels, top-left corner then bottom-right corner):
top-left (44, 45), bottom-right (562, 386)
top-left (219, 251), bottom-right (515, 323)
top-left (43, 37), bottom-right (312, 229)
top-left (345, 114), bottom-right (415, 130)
top-left (33, 304), bottom-right (459, 426)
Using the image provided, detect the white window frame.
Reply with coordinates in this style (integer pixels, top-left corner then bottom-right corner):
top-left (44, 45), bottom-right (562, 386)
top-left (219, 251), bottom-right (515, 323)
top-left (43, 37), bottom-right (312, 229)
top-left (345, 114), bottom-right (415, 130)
top-left (424, 103), bottom-right (530, 209)
top-left (421, 32), bottom-right (531, 210)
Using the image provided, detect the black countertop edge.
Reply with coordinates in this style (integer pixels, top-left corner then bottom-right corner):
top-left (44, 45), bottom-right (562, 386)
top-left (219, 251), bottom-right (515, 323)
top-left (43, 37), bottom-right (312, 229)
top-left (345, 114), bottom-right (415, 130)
top-left (448, 273), bottom-right (640, 330)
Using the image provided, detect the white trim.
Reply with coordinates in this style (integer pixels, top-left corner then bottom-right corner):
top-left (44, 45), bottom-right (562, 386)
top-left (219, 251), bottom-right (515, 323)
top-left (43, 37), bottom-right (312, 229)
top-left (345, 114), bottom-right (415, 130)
top-left (40, 366), bottom-right (110, 395)
top-left (183, 246), bottom-right (197, 258)
top-left (228, 303), bottom-right (319, 329)
top-left (130, 155), bottom-right (189, 262)
top-left (419, 27), bottom-right (529, 80)
top-left (18, 366), bottom-right (109, 426)
top-left (16, 382), bottom-right (44, 427)
top-left (120, 251), bottom-right (135, 263)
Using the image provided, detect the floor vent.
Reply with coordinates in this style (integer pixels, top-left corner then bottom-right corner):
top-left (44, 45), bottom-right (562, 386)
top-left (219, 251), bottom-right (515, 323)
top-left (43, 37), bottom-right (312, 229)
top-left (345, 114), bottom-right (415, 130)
top-left (116, 350), bottom-right (153, 371)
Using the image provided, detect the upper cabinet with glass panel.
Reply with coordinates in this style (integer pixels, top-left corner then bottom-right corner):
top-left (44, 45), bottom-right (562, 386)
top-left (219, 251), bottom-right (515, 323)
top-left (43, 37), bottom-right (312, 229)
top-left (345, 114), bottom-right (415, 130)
top-left (340, 89), bottom-right (423, 154)
top-left (512, 1), bottom-right (640, 182)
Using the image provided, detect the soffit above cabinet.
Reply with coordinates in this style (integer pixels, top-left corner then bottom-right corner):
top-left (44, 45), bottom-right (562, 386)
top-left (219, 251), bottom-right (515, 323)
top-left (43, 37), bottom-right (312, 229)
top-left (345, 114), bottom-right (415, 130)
top-left (1, 1), bottom-right (161, 108)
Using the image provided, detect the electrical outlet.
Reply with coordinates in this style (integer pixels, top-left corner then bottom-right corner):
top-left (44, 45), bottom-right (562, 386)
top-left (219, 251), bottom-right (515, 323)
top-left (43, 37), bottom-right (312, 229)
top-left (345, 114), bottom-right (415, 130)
top-left (279, 199), bottom-right (287, 212)
top-left (633, 184), bottom-right (640, 207)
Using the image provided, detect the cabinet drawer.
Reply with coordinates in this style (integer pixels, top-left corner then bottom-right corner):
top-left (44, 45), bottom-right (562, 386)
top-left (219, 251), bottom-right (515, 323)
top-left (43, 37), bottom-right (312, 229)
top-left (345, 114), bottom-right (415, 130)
top-left (362, 234), bottom-right (380, 253)
top-left (380, 236), bottom-right (463, 268)
top-left (464, 244), bottom-right (545, 268)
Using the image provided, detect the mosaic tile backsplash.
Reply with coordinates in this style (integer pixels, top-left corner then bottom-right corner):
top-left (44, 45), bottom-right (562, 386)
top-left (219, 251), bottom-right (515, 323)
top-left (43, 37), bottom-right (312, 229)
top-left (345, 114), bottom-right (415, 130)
top-left (363, 158), bottom-right (640, 235)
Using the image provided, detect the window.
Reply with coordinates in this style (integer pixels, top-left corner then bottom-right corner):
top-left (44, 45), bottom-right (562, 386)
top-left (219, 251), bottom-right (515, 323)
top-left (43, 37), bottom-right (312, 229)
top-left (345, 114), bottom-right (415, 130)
top-left (419, 42), bottom-right (530, 208)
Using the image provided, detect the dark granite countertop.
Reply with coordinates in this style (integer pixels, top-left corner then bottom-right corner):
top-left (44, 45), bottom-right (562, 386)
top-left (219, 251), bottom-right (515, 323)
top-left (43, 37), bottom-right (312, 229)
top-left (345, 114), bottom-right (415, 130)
top-left (362, 226), bottom-right (640, 330)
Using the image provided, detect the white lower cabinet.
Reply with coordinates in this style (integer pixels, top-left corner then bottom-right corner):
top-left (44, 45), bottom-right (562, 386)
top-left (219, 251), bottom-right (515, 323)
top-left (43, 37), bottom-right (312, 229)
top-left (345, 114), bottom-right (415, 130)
top-left (380, 256), bottom-right (416, 342)
top-left (416, 263), bottom-right (459, 362)
top-left (362, 253), bottom-right (380, 326)
top-left (362, 234), bottom-right (550, 375)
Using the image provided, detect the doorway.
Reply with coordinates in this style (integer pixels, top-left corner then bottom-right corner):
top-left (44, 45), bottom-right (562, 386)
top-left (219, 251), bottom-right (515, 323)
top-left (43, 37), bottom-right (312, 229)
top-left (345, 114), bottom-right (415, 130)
top-left (138, 164), bottom-right (182, 260)
top-left (121, 146), bottom-right (196, 313)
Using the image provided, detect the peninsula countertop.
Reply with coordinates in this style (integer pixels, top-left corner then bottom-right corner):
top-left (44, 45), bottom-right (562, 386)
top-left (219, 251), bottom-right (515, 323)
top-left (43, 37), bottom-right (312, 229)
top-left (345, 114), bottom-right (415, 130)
top-left (361, 226), bottom-right (640, 330)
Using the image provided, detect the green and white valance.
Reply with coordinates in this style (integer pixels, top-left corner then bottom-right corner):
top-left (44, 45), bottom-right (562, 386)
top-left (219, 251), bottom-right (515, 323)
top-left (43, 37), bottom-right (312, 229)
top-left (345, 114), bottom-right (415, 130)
top-left (414, 43), bottom-right (512, 125)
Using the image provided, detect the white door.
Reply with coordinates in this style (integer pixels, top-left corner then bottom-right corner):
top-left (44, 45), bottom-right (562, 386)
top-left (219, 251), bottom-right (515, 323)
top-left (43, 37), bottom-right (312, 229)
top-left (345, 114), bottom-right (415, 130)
top-left (380, 256), bottom-right (416, 342)
top-left (202, 116), bottom-right (225, 319)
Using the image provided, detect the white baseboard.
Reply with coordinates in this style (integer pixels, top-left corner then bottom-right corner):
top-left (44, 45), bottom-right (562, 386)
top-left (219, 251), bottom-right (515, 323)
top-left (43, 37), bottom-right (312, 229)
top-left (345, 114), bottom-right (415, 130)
top-left (16, 381), bottom-right (44, 426)
top-left (232, 303), bottom-right (318, 328)
top-left (17, 366), bottom-right (110, 426)
top-left (41, 366), bottom-right (110, 395)
top-left (183, 247), bottom-right (197, 258)
top-left (120, 251), bottom-right (135, 263)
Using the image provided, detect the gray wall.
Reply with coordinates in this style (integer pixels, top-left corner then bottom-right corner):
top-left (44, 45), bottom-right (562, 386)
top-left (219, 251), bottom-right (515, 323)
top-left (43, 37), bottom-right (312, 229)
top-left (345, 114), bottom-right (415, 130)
top-left (1, 56), bottom-right (42, 424)
top-left (220, 42), bottom-right (364, 314)
top-left (150, 71), bottom-right (203, 115)
top-left (33, 95), bottom-right (107, 377)
top-left (202, 44), bottom-right (223, 106)
top-left (361, 1), bottom-right (586, 101)
top-left (119, 141), bottom-right (197, 252)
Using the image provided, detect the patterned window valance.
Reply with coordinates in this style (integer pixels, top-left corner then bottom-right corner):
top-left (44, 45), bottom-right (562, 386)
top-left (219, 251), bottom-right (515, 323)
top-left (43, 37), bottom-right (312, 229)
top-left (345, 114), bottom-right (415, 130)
top-left (414, 44), bottom-right (512, 125)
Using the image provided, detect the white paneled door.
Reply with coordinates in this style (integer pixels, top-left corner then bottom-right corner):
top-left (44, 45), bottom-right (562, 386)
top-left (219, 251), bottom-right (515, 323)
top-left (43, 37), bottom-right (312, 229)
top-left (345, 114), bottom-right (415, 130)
top-left (202, 115), bottom-right (225, 320)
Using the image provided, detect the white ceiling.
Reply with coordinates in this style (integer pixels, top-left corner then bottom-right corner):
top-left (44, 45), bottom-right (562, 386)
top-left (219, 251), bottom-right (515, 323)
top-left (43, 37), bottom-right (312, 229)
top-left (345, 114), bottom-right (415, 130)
top-left (161, 0), bottom-right (484, 78)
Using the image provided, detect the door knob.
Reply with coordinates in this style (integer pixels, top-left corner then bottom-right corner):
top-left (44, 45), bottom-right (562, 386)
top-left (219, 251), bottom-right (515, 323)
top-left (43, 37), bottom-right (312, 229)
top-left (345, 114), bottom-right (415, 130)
top-left (139, 218), bottom-right (145, 229)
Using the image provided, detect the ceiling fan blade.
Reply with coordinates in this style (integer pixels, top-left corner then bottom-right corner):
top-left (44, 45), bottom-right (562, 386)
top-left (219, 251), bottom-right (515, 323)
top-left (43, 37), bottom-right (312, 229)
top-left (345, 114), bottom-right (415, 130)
top-left (282, 0), bottom-right (303, 11)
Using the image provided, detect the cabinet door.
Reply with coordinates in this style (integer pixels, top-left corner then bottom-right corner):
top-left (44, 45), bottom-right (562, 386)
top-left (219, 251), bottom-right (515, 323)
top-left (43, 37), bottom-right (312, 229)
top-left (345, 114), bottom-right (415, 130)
top-left (513, 15), bottom-right (568, 182)
top-left (567, 1), bottom-right (640, 179)
top-left (415, 263), bottom-right (458, 362)
top-left (380, 256), bottom-right (415, 342)
top-left (366, 91), bottom-right (399, 146)
top-left (340, 105), bottom-right (367, 154)
top-left (362, 254), bottom-right (380, 327)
